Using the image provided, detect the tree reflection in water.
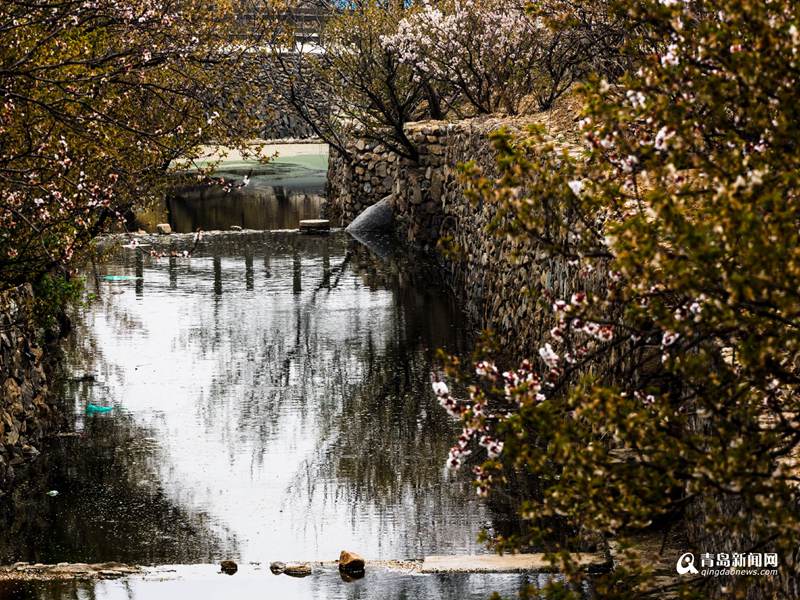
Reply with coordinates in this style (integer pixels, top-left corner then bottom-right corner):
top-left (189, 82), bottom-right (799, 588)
top-left (0, 232), bottom-right (512, 568)
top-left (0, 570), bottom-right (551, 600)
top-left (0, 406), bottom-right (236, 565)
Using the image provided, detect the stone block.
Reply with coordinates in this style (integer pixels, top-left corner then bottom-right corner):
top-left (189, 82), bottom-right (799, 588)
top-left (2, 378), bottom-right (20, 402)
top-left (430, 171), bottom-right (443, 203)
top-left (410, 184), bottom-right (423, 205)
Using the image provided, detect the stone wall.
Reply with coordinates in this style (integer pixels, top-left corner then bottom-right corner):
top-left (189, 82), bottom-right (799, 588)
top-left (326, 116), bottom-right (598, 357)
top-left (0, 285), bottom-right (58, 493)
top-left (260, 112), bottom-right (320, 141)
top-left (325, 139), bottom-right (397, 227)
top-left (255, 55), bottom-right (330, 141)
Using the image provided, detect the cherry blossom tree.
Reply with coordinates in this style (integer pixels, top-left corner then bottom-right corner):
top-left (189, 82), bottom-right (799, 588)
top-left (265, 1), bottom-right (435, 161)
top-left (381, 0), bottom-right (593, 114)
top-left (0, 0), bottom-right (276, 293)
top-left (435, 0), bottom-right (800, 597)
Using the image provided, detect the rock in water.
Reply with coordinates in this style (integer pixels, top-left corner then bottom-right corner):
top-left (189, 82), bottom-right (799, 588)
top-left (338, 550), bottom-right (365, 575)
top-left (283, 563), bottom-right (312, 578)
top-left (269, 561), bottom-right (286, 575)
top-left (156, 223), bottom-right (172, 235)
top-left (345, 196), bottom-right (393, 233)
top-left (220, 560), bottom-right (238, 575)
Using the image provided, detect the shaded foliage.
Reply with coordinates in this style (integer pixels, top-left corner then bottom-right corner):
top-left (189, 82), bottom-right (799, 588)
top-left (436, 1), bottom-right (800, 598)
top-left (0, 0), bottom-right (277, 291)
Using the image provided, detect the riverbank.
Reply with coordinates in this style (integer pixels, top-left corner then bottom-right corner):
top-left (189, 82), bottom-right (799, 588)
top-left (325, 100), bottom-right (591, 357)
top-left (323, 104), bottom-right (705, 596)
top-left (0, 285), bottom-right (63, 494)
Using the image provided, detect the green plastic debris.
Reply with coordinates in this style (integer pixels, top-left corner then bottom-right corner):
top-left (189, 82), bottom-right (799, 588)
top-left (102, 275), bottom-right (141, 281)
top-left (86, 404), bottom-right (114, 414)
top-left (46, 490), bottom-right (59, 497)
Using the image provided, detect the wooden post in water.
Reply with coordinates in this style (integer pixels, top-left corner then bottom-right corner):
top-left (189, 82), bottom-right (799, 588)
top-left (293, 249), bottom-right (302, 295)
top-left (245, 247), bottom-right (254, 291)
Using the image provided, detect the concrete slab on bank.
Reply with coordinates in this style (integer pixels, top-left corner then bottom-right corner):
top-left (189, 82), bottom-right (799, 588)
top-left (421, 553), bottom-right (609, 574)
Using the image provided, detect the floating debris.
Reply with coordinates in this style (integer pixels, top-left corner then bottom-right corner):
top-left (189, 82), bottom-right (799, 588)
top-left (46, 490), bottom-right (59, 497)
top-left (86, 404), bottom-right (113, 414)
top-left (102, 275), bottom-right (141, 282)
top-left (269, 562), bottom-right (285, 574)
top-left (268, 561), bottom-right (312, 577)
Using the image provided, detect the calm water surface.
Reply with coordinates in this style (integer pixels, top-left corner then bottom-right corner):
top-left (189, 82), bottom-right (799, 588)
top-left (0, 229), bottom-right (542, 598)
top-left (0, 151), bottom-right (546, 598)
top-left (167, 156), bottom-right (326, 232)
top-left (0, 565), bottom-right (556, 600)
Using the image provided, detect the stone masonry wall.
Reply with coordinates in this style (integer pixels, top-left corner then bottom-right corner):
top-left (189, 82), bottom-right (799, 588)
top-left (326, 116), bottom-right (599, 357)
top-left (0, 285), bottom-right (58, 493)
top-left (325, 139), bottom-right (397, 227)
top-left (256, 55), bottom-right (330, 141)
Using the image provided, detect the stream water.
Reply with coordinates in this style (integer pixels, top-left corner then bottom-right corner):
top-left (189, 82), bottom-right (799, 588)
top-left (0, 154), bottom-right (570, 599)
top-left (166, 148), bottom-right (327, 232)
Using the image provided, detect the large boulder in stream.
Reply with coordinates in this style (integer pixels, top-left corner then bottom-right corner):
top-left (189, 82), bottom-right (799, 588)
top-left (339, 550), bottom-right (366, 575)
top-left (345, 196), bottom-right (393, 233)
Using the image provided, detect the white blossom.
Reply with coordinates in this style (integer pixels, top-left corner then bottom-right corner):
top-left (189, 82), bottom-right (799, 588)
top-left (538, 343), bottom-right (560, 368)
